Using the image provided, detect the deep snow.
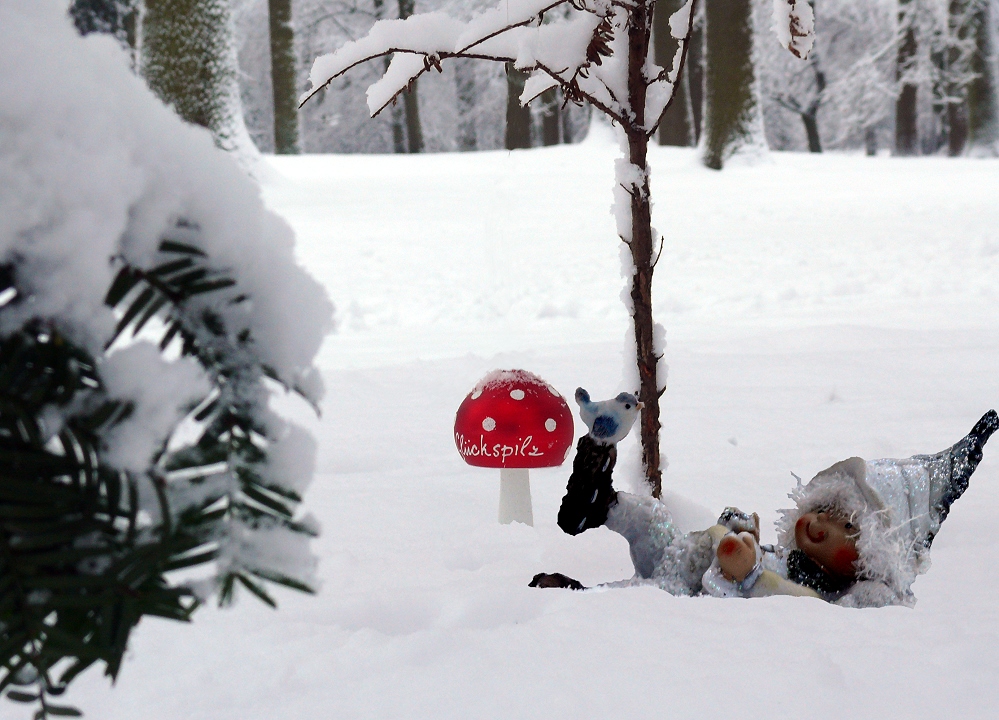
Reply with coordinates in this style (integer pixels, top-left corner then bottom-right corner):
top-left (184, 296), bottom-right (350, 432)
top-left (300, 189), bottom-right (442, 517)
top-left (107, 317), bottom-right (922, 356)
top-left (63, 128), bottom-right (999, 719)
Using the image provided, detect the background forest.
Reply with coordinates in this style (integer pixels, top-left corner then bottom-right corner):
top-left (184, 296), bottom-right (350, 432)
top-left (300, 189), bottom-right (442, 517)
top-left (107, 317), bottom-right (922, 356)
top-left (228, 0), bottom-right (996, 157)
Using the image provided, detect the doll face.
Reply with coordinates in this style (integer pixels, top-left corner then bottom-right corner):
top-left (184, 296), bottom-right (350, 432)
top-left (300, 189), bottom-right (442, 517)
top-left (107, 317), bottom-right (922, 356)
top-left (794, 510), bottom-right (860, 579)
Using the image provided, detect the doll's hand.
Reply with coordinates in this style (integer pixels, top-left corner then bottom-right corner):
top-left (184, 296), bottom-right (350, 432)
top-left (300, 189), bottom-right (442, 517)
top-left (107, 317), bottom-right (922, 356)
top-left (716, 532), bottom-right (760, 582)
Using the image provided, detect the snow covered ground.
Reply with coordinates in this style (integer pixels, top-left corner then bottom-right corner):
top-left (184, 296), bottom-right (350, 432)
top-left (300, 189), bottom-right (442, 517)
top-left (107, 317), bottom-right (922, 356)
top-left (66, 128), bottom-right (999, 719)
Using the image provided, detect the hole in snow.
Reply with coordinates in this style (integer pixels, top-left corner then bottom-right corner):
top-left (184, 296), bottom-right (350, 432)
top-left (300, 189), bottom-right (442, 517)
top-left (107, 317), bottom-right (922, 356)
top-left (510, 389), bottom-right (525, 400)
top-left (482, 417), bottom-right (496, 432)
top-left (545, 418), bottom-right (557, 432)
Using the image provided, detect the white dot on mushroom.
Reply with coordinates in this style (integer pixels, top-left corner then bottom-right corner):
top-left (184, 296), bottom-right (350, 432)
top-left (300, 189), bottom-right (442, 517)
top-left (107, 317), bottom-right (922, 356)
top-left (545, 418), bottom-right (557, 432)
top-left (471, 389), bottom-right (482, 399)
top-left (510, 389), bottom-right (525, 400)
top-left (482, 417), bottom-right (496, 431)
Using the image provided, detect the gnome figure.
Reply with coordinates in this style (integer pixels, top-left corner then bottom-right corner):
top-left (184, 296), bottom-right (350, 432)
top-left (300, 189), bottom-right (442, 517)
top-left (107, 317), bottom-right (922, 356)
top-left (536, 409), bottom-right (997, 608)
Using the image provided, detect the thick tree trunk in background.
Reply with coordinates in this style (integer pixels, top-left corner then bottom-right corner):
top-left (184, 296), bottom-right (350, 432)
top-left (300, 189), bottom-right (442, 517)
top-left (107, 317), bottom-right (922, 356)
top-left (268, 0), bottom-right (299, 154)
top-left (505, 64), bottom-right (532, 150)
top-left (142, 0), bottom-right (247, 151)
top-left (398, 0), bottom-right (424, 153)
top-left (455, 58), bottom-right (478, 151)
top-left (895, 0), bottom-right (920, 155)
top-left (540, 88), bottom-right (562, 146)
top-left (654, 0), bottom-right (694, 146)
top-left (967, 0), bottom-right (999, 154)
top-left (701, 0), bottom-right (760, 169)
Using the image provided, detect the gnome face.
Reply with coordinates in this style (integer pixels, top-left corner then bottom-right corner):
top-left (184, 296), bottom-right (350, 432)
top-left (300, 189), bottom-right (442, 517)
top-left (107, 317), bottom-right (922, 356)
top-left (793, 510), bottom-right (860, 579)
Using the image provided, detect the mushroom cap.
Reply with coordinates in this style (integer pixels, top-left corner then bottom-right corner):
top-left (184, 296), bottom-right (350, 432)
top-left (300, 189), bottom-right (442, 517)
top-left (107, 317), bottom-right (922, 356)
top-left (454, 369), bottom-right (574, 469)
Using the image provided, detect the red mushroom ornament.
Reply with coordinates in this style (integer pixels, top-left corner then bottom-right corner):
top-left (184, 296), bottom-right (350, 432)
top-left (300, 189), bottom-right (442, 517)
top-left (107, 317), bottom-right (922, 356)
top-left (454, 370), bottom-right (574, 525)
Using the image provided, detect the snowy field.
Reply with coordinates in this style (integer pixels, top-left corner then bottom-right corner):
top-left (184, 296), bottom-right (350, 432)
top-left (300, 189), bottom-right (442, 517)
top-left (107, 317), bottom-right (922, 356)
top-left (66, 128), bottom-right (999, 719)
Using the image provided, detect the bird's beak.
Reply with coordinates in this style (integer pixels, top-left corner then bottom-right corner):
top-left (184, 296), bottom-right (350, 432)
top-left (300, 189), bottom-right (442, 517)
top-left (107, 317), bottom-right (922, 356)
top-left (637, 401), bottom-right (645, 410)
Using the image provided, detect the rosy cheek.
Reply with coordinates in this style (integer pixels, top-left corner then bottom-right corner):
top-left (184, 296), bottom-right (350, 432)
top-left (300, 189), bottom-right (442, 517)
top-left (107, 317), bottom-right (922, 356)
top-left (832, 546), bottom-right (859, 574)
top-left (795, 517), bottom-right (807, 532)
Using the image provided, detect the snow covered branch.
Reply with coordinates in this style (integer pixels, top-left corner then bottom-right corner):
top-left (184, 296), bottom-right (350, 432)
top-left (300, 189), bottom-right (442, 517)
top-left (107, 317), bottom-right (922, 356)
top-left (772, 0), bottom-right (815, 60)
top-left (302, 0), bottom-right (709, 139)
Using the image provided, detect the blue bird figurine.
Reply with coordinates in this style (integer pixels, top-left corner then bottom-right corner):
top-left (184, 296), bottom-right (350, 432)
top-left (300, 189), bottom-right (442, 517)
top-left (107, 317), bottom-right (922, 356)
top-left (574, 387), bottom-right (643, 446)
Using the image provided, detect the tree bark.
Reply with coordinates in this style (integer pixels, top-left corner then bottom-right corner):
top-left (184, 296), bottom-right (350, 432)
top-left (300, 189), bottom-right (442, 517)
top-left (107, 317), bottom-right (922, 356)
top-left (895, 0), bottom-right (920, 156)
top-left (268, 0), bottom-right (299, 154)
top-left (455, 58), bottom-right (478, 151)
top-left (702, 0), bottom-right (760, 169)
top-left (688, 17), bottom-right (705, 143)
top-left (505, 63), bottom-right (532, 150)
top-left (142, 0), bottom-right (245, 151)
top-left (624, 1), bottom-right (663, 496)
top-left (801, 113), bottom-right (821, 152)
top-left (396, 0), bottom-right (424, 153)
top-left (540, 88), bottom-right (562, 146)
top-left (967, 0), bottom-right (999, 154)
top-left (654, 0), bottom-right (694, 146)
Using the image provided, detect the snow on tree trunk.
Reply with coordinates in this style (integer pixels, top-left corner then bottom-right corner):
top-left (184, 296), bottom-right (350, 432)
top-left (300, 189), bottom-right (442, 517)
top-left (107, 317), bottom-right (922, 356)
top-left (298, 0), bottom-right (810, 495)
top-left (505, 63), bottom-right (533, 150)
top-left (142, 0), bottom-right (257, 160)
top-left (268, 0), bottom-right (300, 154)
top-left (967, 0), bottom-right (999, 155)
top-left (655, 0), bottom-right (694, 146)
top-left (701, 0), bottom-right (765, 169)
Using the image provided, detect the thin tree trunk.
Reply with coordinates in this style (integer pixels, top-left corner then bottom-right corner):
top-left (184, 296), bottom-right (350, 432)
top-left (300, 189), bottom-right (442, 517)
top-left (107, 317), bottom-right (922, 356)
top-left (268, 0), bottom-right (299, 154)
top-left (372, 0), bottom-right (406, 152)
top-left (397, 0), bottom-right (423, 153)
top-left (865, 127), bottom-right (878, 155)
top-left (689, 17), bottom-right (705, 143)
top-left (505, 63), bottom-right (532, 150)
top-left (947, 0), bottom-right (971, 155)
top-left (540, 88), bottom-right (562, 146)
top-left (654, 0), bottom-right (694, 146)
top-left (895, 0), bottom-right (919, 156)
top-left (455, 58), bottom-right (478, 151)
top-left (625, 1), bottom-right (663, 496)
top-left (701, 0), bottom-right (760, 169)
top-left (802, 112), bottom-right (822, 152)
top-left (967, 0), bottom-right (999, 154)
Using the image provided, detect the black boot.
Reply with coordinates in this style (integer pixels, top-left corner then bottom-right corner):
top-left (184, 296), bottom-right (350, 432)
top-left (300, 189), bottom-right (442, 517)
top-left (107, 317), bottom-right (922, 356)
top-left (556, 435), bottom-right (619, 535)
top-left (935, 409), bottom-right (998, 525)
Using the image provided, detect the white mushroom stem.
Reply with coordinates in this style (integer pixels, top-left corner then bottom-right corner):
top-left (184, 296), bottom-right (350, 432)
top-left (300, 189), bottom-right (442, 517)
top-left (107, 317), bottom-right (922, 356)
top-left (498, 468), bottom-right (533, 526)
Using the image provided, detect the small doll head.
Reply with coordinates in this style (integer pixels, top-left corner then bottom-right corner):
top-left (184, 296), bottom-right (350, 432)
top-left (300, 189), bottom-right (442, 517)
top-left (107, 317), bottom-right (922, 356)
top-left (793, 506), bottom-right (860, 580)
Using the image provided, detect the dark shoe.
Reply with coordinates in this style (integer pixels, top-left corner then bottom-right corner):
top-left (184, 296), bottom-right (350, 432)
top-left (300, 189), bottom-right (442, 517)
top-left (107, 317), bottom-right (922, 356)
top-left (529, 572), bottom-right (586, 590)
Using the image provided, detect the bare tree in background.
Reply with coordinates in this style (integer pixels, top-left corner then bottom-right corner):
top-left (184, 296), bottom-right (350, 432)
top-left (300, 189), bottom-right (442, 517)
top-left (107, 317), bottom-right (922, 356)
top-left (655, 0), bottom-right (694, 146)
top-left (505, 63), bottom-right (533, 149)
top-left (966, 0), bottom-right (999, 154)
top-left (701, 0), bottom-right (769, 169)
top-left (896, 0), bottom-right (920, 154)
top-left (269, 0), bottom-right (301, 153)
